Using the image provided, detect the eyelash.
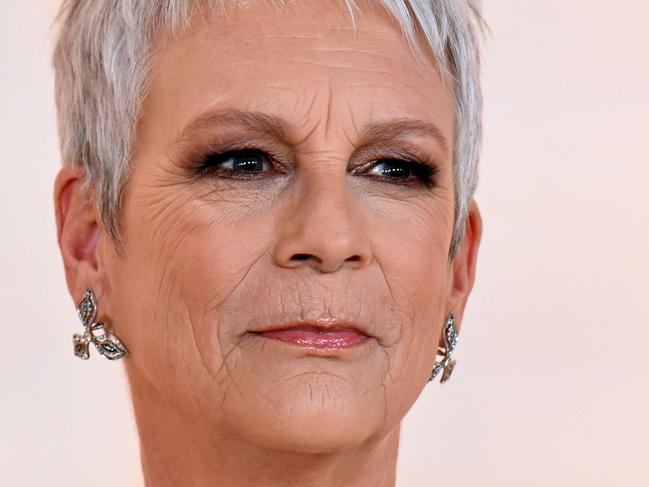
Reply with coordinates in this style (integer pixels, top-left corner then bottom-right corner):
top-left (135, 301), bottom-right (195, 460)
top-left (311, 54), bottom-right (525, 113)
top-left (194, 147), bottom-right (439, 188)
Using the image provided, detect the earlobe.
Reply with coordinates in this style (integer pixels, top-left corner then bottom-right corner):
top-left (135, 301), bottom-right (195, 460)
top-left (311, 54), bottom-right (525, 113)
top-left (54, 165), bottom-right (105, 301)
top-left (447, 199), bottom-right (483, 328)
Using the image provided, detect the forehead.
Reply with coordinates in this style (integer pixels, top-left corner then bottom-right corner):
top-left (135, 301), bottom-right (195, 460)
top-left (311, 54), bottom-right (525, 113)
top-left (143, 0), bottom-right (455, 148)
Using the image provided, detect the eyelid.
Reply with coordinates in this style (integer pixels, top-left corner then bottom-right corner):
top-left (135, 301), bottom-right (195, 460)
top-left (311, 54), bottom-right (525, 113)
top-left (356, 138), bottom-right (435, 160)
top-left (187, 138), bottom-right (440, 186)
top-left (350, 144), bottom-right (439, 174)
top-left (194, 149), bottom-right (279, 180)
top-left (363, 158), bottom-right (439, 187)
top-left (178, 133), bottom-right (291, 171)
top-left (190, 144), bottom-right (289, 178)
top-left (211, 148), bottom-right (271, 169)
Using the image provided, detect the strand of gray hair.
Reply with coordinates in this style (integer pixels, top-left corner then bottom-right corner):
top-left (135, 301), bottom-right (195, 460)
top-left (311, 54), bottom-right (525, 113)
top-left (52, 0), bottom-right (484, 258)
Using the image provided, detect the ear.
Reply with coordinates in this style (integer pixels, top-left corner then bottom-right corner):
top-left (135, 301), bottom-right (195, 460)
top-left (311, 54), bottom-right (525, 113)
top-left (446, 199), bottom-right (483, 332)
top-left (54, 164), bottom-right (109, 307)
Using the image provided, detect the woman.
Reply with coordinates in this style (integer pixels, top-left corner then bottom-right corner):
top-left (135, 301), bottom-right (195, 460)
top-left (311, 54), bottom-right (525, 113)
top-left (53, 0), bottom-right (483, 485)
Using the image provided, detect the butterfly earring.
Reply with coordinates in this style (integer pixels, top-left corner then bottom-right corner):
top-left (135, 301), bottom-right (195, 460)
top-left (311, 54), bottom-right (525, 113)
top-left (429, 313), bottom-right (458, 384)
top-left (72, 288), bottom-right (129, 360)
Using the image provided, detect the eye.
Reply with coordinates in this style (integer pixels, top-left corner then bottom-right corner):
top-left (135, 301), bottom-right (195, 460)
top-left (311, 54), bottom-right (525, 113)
top-left (197, 149), bottom-right (272, 179)
top-left (366, 158), bottom-right (437, 186)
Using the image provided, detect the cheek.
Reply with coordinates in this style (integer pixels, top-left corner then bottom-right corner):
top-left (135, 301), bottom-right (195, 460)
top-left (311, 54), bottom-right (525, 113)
top-left (370, 198), bottom-right (453, 406)
top-left (371, 194), bottom-right (454, 319)
top-left (111, 183), bottom-right (273, 409)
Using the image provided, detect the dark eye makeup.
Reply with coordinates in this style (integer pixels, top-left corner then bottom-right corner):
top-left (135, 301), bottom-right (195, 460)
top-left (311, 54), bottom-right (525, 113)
top-left (362, 157), bottom-right (438, 188)
top-left (195, 149), bottom-right (277, 180)
top-left (193, 147), bottom-right (439, 188)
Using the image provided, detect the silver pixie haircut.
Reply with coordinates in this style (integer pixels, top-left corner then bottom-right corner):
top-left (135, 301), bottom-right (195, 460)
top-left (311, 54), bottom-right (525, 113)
top-left (53, 0), bottom-right (483, 257)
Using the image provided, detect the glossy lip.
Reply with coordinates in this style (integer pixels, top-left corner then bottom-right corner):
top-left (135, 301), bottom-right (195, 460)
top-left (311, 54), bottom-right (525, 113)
top-left (248, 319), bottom-right (373, 352)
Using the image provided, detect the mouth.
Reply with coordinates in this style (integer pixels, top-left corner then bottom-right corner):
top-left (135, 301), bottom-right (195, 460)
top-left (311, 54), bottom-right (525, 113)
top-left (250, 320), bottom-right (371, 351)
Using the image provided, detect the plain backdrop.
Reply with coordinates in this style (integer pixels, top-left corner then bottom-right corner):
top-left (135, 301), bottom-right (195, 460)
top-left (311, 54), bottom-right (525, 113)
top-left (1, 1), bottom-right (648, 486)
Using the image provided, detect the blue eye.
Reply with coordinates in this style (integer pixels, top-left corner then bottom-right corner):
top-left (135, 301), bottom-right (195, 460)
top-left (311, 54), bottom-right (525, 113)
top-left (369, 160), bottom-right (412, 178)
top-left (366, 159), bottom-right (437, 186)
top-left (200, 149), bottom-right (269, 176)
top-left (196, 149), bottom-right (437, 187)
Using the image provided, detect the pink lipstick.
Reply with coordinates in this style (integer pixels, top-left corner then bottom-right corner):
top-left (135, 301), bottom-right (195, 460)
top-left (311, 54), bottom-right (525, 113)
top-left (256, 325), bottom-right (369, 350)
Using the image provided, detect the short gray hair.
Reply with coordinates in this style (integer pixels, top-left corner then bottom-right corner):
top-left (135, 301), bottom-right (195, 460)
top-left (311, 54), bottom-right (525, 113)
top-left (53, 0), bottom-right (484, 257)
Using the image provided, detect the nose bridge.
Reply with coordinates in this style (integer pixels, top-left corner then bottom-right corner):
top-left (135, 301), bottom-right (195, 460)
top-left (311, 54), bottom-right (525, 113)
top-left (273, 167), bottom-right (371, 273)
top-left (302, 169), bottom-right (351, 226)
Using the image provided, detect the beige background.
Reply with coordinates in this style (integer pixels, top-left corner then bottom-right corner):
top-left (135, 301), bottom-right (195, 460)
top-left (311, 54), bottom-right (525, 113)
top-left (1, 1), bottom-right (648, 485)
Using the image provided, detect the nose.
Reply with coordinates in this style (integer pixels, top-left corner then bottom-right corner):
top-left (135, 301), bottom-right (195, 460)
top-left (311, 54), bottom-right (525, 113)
top-left (272, 174), bottom-right (372, 273)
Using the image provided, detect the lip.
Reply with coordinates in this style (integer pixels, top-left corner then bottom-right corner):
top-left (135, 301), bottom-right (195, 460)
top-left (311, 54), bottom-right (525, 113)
top-left (249, 320), bottom-right (372, 351)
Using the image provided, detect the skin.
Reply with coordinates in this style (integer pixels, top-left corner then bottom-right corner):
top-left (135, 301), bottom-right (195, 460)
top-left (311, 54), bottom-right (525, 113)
top-left (54, 1), bottom-right (482, 486)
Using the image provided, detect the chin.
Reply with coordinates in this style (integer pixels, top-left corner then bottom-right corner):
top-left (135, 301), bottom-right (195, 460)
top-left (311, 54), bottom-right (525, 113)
top-left (221, 371), bottom-right (388, 454)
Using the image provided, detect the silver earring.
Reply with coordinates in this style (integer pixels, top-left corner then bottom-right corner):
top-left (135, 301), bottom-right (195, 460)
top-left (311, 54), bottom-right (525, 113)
top-left (72, 288), bottom-right (129, 360)
top-left (429, 313), bottom-right (458, 384)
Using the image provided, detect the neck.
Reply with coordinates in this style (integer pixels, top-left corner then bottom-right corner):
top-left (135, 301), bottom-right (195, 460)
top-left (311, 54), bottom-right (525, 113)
top-left (132, 392), bottom-right (400, 487)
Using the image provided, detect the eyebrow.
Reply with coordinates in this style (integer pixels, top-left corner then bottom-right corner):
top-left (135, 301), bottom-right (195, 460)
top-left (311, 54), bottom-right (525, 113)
top-left (178, 108), bottom-right (449, 154)
top-left (359, 119), bottom-right (449, 154)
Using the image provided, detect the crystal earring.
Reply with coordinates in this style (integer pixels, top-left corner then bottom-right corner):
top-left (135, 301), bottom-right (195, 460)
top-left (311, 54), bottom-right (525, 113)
top-left (429, 313), bottom-right (458, 384)
top-left (72, 288), bottom-right (129, 360)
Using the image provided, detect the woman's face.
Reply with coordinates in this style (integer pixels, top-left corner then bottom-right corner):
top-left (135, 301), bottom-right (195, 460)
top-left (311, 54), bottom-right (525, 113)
top-left (96, 0), bottom-right (478, 452)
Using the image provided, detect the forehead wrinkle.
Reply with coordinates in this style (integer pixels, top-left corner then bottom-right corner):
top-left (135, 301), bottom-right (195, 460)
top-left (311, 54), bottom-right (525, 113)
top-left (290, 77), bottom-right (338, 148)
top-left (323, 75), bottom-right (335, 141)
top-left (292, 89), bottom-right (323, 147)
top-left (289, 60), bottom-right (398, 80)
top-left (341, 96), bottom-right (361, 149)
top-left (294, 119), bottom-right (320, 148)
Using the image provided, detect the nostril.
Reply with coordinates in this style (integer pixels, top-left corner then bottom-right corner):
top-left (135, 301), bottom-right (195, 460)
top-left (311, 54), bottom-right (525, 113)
top-left (292, 254), bottom-right (312, 262)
